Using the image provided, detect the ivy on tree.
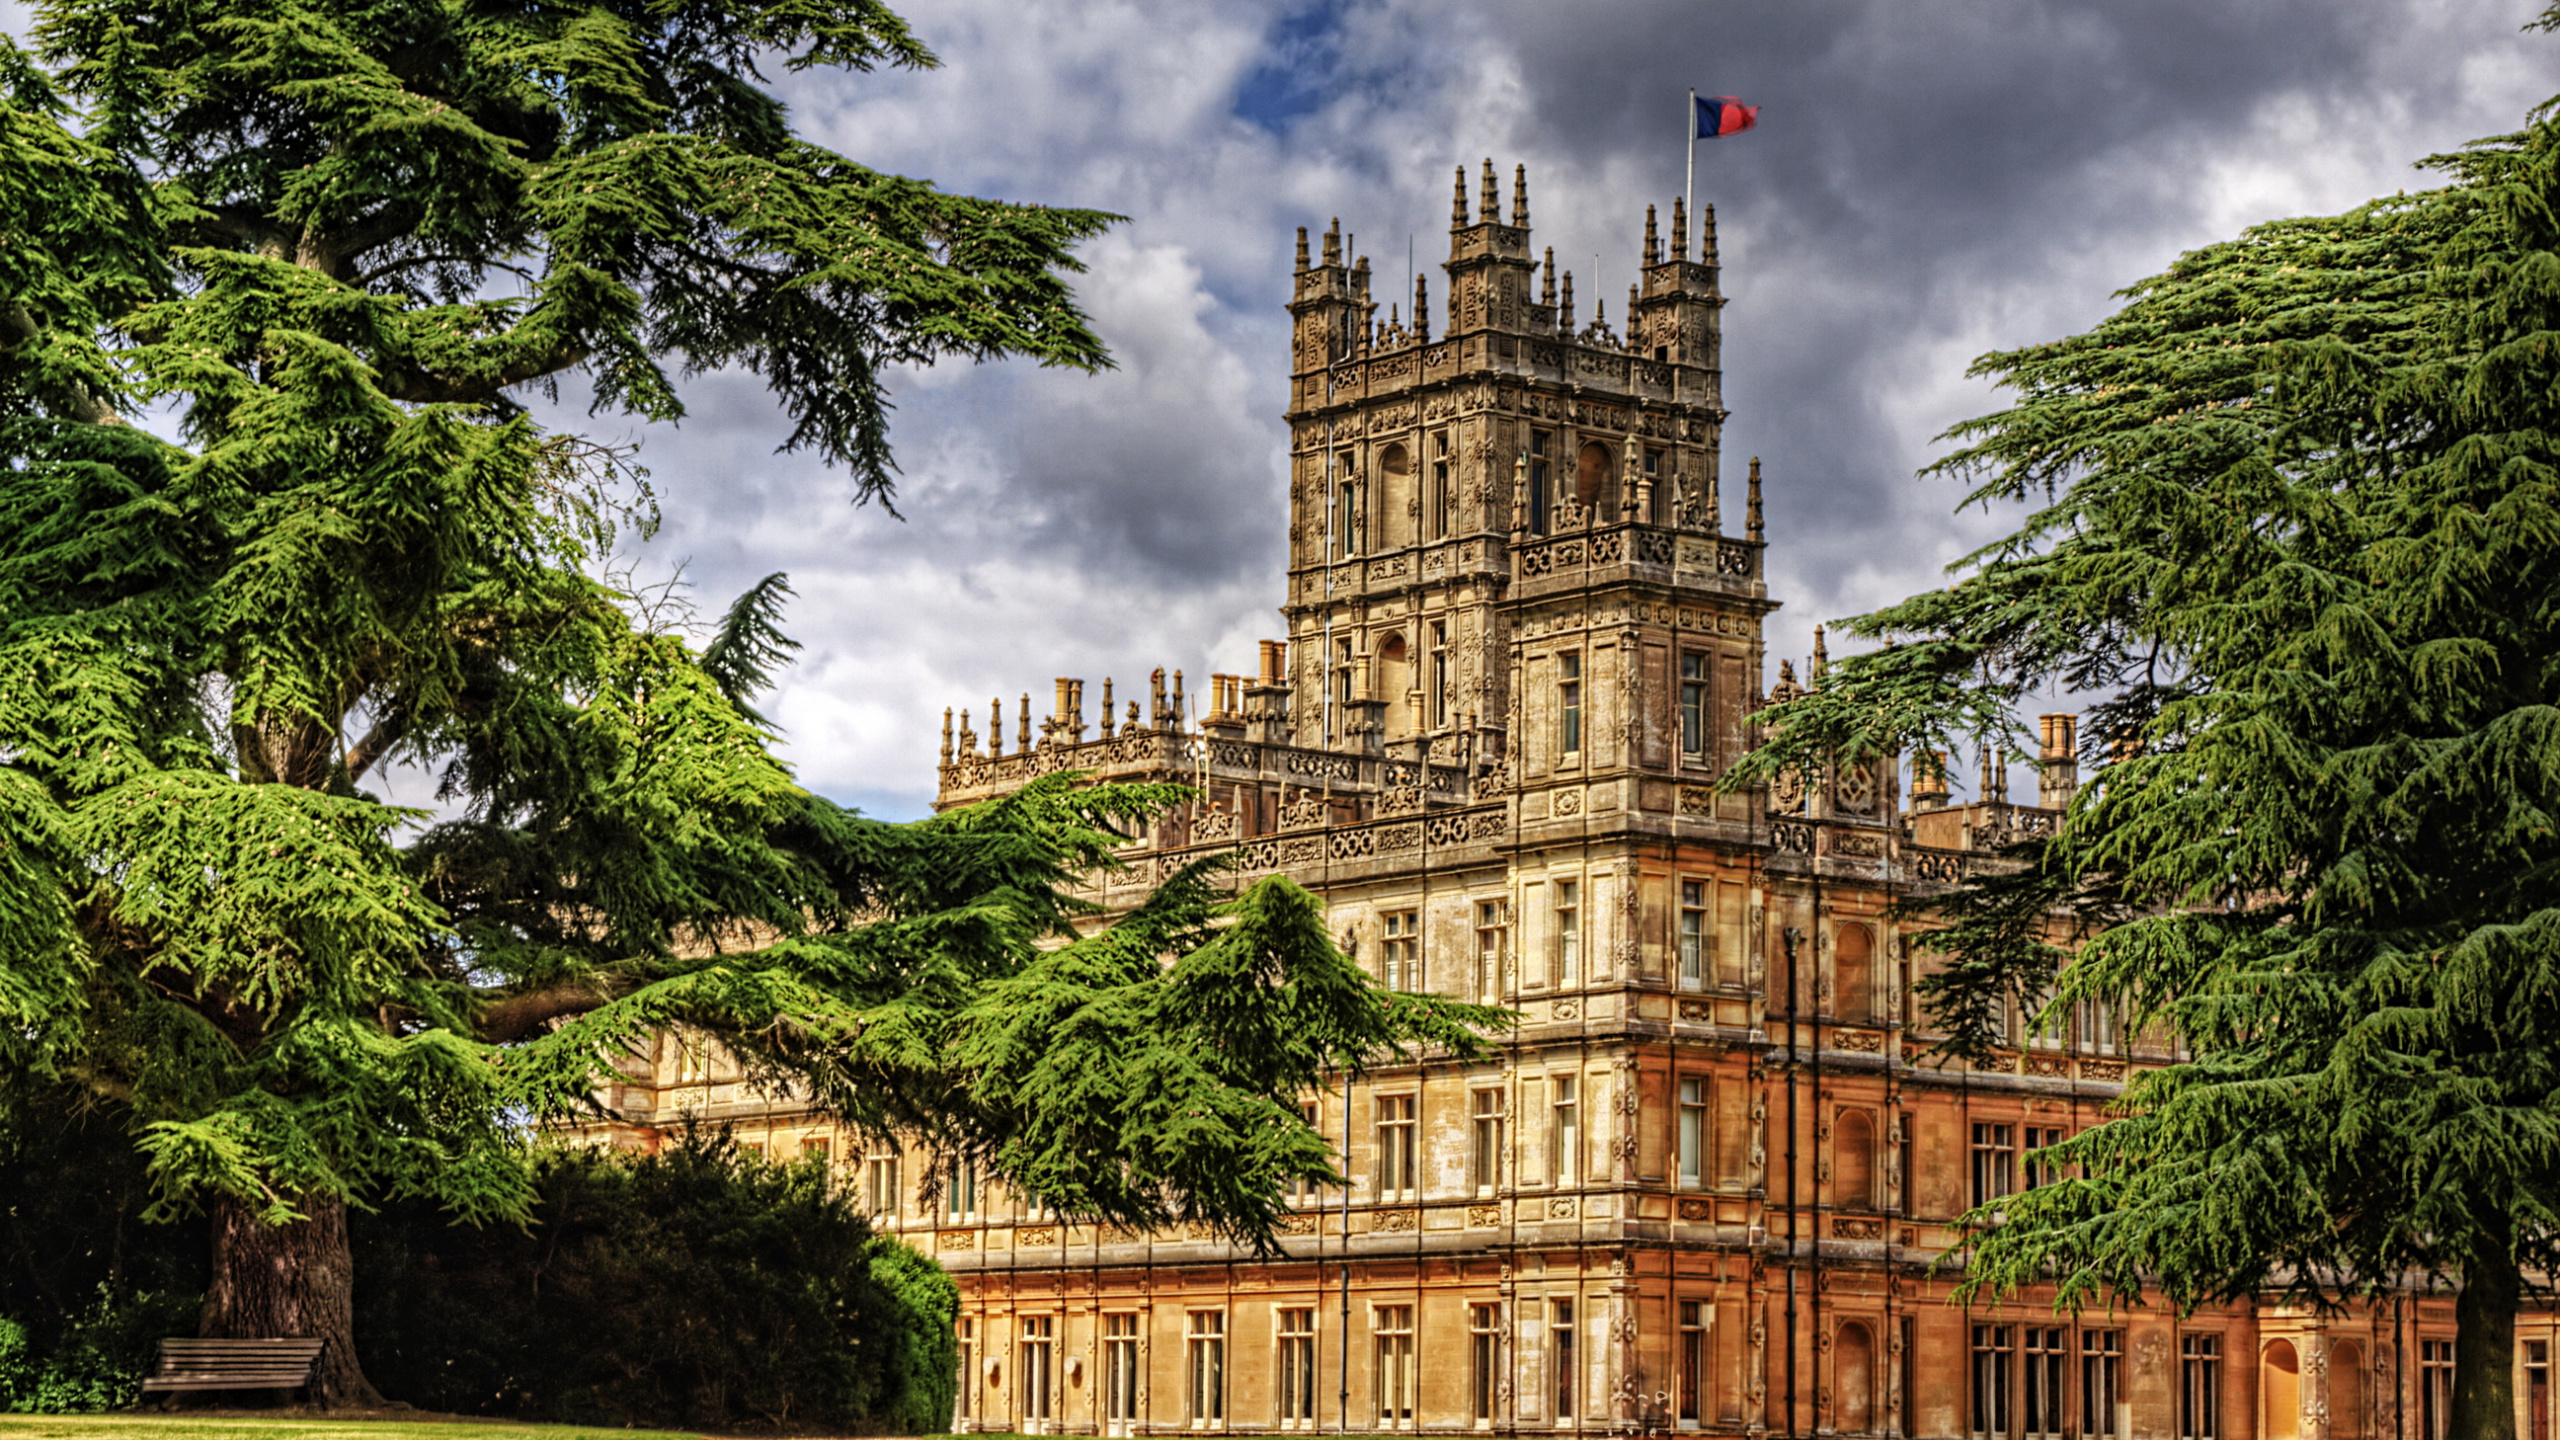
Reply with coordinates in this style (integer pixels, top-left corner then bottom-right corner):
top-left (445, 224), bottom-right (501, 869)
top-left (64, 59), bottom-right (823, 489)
top-left (0, 0), bottom-right (1500, 1408)
top-left (1736, 33), bottom-right (2560, 1440)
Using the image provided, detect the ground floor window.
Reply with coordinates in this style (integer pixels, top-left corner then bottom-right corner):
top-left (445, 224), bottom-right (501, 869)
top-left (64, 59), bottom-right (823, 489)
top-left (2421, 1340), bottom-right (2455, 1440)
top-left (1104, 1314), bottom-right (1140, 1432)
top-left (1375, 1305), bottom-right (1416, 1429)
top-left (1679, 1302), bottom-right (1709, 1425)
top-left (1552, 1299), bottom-right (1577, 1424)
top-left (1020, 1315), bottom-right (1054, 1426)
top-left (1278, 1308), bottom-right (1318, 1429)
top-left (2082, 1329), bottom-right (2122, 1437)
top-left (2181, 1334), bottom-right (2221, 1440)
top-left (956, 1318), bottom-right (975, 1421)
top-left (1188, 1311), bottom-right (1225, 1426)
top-left (1470, 1303), bottom-right (1501, 1426)
top-left (1973, 1324), bottom-right (2014, 1439)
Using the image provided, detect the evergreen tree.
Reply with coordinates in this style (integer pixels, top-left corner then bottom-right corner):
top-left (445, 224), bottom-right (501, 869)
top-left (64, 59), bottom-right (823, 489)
top-left (0, 0), bottom-right (1498, 1405)
top-left (1736, 35), bottom-right (2560, 1440)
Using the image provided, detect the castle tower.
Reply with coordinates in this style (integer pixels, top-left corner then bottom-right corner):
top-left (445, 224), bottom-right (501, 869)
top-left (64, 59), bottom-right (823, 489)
top-left (1282, 161), bottom-right (1762, 832)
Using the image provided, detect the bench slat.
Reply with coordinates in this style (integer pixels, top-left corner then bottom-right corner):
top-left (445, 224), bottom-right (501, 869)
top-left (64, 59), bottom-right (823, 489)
top-left (143, 1336), bottom-right (322, 1394)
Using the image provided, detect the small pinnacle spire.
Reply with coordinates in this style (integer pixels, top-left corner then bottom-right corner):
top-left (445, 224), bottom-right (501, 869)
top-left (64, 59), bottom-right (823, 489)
top-left (1670, 197), bottom-right (1688, 261)
top-left (989, 697), bottom-right (1003, 756)
top-left (1387, 303), bottom-right (1399, 330)
top-left (1542, 247), bottom-right (1557, 308)
top-left (1560, 271), bottom-right (1574, 334)
top-left (1812, 625), bottom-right (1829, 679)
top-left (1699, 202), bottom-right (1717, 264)
top-left (940, 707), bottom-right (954, 766)
top-left (1414, 273), bottom-right (1430, 342)
top-left (1018, 693), bottom-right (1031, 751)
top-left (1295, 226), bottom-right (1309, 272)
top-left (1628, 283), bottom-right (1639, 330)
top-left (1747, 456), bottom-right (1764, 541)
top-left (1479, 158), bottom-right (1499, 223)
top-left (1452, 165), bottom-right (1468, 228)
top-left (1512, 163), bottom-right (1529, 227)
top-left (1322, 218), bottom-right (1340, 267)
top-left (1644, 204), bottom-right (1660, 265)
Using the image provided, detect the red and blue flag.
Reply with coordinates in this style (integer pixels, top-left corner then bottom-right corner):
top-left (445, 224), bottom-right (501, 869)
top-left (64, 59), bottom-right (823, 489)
top-left (1695, 95), bottom-right (1759, 139)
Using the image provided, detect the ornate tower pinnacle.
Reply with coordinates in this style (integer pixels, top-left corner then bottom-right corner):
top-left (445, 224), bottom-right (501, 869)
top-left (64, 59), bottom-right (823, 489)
top-left (1670, 196), bottom-right (1687, 261)
top-left (1451, 165), bottom-right (1468, 228)
top-left (1512, 163), bottom-right (1529, 227)
top-left (1644, 203), bottom-right (1660, 265)
top-left (1478, 157), bottom-right (1499, 223)
top-left (1294, 225), bottom-right (1309, 272)
top-left (1747, 456), bottom-right (1764, 542)
top-left (1414, 273), bottom-right (1430, 342)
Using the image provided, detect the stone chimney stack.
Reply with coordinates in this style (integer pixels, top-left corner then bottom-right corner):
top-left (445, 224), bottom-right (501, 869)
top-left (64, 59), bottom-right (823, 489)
top-left (2037, 713), bottom-right (2080, 810)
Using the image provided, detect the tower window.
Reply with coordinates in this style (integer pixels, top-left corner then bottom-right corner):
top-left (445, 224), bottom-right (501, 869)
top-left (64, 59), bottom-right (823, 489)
top-left (1529, 430), bottom-right (1552, 534)
top-left (1430, 622), bottom-right (1451, 729)
top-left (1559, 652), bottom-right (1582, 755)
top-left (1679, 653), bottom-right (1708, 759)
top-left (1432, 430), bottom-right (1453, 539)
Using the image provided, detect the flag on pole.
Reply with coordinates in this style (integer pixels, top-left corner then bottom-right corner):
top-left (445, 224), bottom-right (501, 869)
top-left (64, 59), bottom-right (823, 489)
top-left (1694, 94), bottom-right (1759, 139)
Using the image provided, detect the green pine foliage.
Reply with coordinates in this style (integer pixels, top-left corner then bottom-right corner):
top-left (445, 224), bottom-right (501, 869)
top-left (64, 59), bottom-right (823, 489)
top-left (1735, 26), bottom-right (2560, 1440)
top-left (0, 0), bottom-right (1500, 1403)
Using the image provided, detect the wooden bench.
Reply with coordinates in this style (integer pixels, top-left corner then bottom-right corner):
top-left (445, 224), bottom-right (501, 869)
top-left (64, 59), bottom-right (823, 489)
top-left (139, 1337), bottom-right (326, 1399)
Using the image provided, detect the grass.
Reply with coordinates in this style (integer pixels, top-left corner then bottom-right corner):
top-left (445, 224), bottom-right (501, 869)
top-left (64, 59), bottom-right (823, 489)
top-left (0, 1417), bottom-right (710, 1440)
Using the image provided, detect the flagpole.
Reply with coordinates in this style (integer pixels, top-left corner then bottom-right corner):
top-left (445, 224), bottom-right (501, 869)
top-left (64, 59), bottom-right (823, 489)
top-left (1685, 87), bottom-right (1697, 251)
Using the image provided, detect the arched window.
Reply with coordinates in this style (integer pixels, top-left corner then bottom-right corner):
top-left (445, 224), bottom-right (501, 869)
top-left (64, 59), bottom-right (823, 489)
top-left (2261, 1340), bottom-right (2301, 1440)
top-left (2332, 1341), bottom-right (2366, 1440)
top-left (1835, 1321), bottom-right (1876, 1433)
top-left (1379, 443), bottom-right (1413, 548)
top-left (1376, 633), bottom-right (1413, 738)
top-left (1834, 1109), bottom-right (1877, 1211)
top-left (1573, 440), bottom-right (1615, 514)
top-left (1834, 923), bottom-right (1876, 1023)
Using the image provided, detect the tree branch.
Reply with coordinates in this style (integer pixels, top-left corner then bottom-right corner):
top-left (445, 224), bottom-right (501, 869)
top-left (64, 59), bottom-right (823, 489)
top-left (4, 305), bottom-right (127, 428)
top-left (480, 979), bottom-right (623, 1044)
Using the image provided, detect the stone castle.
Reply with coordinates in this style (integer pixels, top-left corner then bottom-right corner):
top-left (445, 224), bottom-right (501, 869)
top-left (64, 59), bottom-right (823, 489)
top-left (599, 162), bottom-right (2543, 1440)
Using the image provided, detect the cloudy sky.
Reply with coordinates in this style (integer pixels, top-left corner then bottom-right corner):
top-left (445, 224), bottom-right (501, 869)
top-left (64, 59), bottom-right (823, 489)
top-left (22, 0), bottom-right (2549, 817)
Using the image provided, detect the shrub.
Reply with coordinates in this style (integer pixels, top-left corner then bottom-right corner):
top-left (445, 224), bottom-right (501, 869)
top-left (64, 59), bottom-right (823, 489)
top-left (355, 1126), bottom-right (955, 1431)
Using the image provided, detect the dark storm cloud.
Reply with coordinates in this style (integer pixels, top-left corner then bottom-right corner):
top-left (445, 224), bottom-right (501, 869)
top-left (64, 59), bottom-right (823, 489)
top-left (14, 0), bottom-right (2529, 813)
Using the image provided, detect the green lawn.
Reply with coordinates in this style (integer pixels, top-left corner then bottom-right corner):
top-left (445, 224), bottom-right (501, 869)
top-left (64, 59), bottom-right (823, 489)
top-left (0, 1417), bottom-right (709, 1440)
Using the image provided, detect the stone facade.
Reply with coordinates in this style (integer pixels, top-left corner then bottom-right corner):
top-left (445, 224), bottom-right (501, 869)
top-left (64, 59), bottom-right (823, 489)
top-left (597, 163), bottom-right (2560, 1440)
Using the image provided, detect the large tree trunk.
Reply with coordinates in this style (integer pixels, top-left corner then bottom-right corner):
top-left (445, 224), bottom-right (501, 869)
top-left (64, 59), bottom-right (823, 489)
top-left (199, 1192), bottom-right (385, 1409)
top-left (2449, 1245), bottom-right (2521, 1440)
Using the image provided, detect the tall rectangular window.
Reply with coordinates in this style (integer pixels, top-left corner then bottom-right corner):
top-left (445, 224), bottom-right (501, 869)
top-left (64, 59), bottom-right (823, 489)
top-left (2526, 1340), bottom-right (2550, 1440)
top-left (1381, 910), bottom-right (1419, 990)
top-left (1971, 1123), bottom-right (2015, 1208)
top-left (1678, 1301), bottom-right (1709, 1424)
top-left (1290, 1101), bottom-right (1323, 1204)
top-left (1679, 653), bottom-right (1708, 759)
top-left (957, 1318), bottom-right (976, 1420)
top-left (1432, 431), bottom-right (1454, 540)
top-left (1470, 1088), bottom-right (1504, 1195)
top-left (1677, 1077), bottom-right (1707, 1187)
top-left (1470, 1303), bottom-right (1501, 1426)
top-left (1020, 1315), bottom-right (1055, 1424)
top-left (1474, 900), bottom-right (1507, 1002)
top-left (1430, 621), bottom-right (1451, 729)
top-left (2025, 1326), bottom-right (2067, 1439)
top-left (1972, 1324), bottom-right (2014, 1440)
top-left (1187, 1312), bottom-right (1225, 1426)
top-left (1105, 1314), bottom-right (1141, 1431)
top-left (2180, 1334), bottom-right (2221, 1440)
top-left (1550, 1076), bottom-right (1580, 1185)
top-left (1530, 430), bottom-right (1552, 534)
top-left (1678, 880), bottom-right (1708, 989)
top-left (1552, 880), bottom-right (1580, 986)
top-left (1333, 638), bottom-right (1353, 728)
top-left (1375, 1094), bottom-right (1418, 1198)
top-left (1278, 1309), bottom-right (1317, 1429)
top-left (1551, 1299), bottom-right (1576, 1421)
top-left (2421, 1340), bottom-right (2455, 1440)
top-left (947, 1162), bottom-right (980, 1220)
top-left (2082, 1330), bottom-right (2122, 1438)
top-left (865, 1153), bottom-right (902, 1220)
top-left (1374, 1305), bottom-right (1416, 1429)
top-left (1644, 447), bottom-right (1665, 522)
top-left (1559, 652), bottom-right (1583, 754)
top-left (2078, 999), bottom-right (2120, 1054)
top-left (2024, 1126), bottom-right (2067, 1190)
